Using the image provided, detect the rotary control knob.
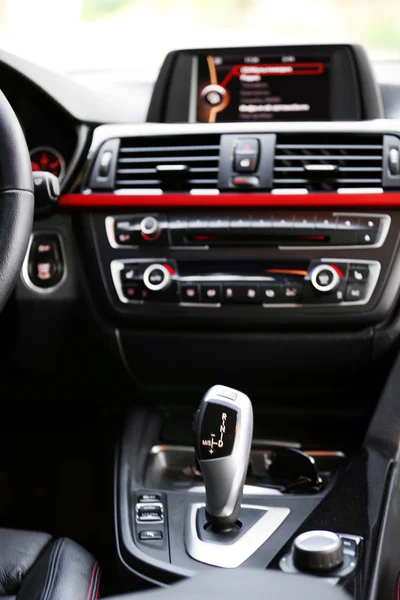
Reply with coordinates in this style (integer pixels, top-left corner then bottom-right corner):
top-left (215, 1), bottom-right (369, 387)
top-left (143, 264), bottom-right (172, 292)
top-left (310, 264), bottom-right (341, 293)
top-left (293, 530), bottom-right (344, 572)
top-left (140, 216), bottom-right (160, 241)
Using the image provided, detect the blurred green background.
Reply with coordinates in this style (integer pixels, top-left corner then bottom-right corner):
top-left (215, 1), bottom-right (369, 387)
top-left (0, 0), bottom-right (398, 79)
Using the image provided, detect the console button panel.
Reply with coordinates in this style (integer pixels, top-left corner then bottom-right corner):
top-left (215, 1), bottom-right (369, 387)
top-left (23, 233), bottom-right (65, 292)
top-left (133, 492), bottom-right (169, 562)
top-left (110, 258), bottom-right (380, 308)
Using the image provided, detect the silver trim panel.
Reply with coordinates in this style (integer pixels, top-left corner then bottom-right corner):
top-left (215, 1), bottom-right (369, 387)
top-left (185, 503), bottom-right (290, 568)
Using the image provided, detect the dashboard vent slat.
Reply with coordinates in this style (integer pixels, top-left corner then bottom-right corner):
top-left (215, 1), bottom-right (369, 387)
top-left (115, 135), bottom-right (221, 191)
top-left (273, 134), bottom-right (384, 192)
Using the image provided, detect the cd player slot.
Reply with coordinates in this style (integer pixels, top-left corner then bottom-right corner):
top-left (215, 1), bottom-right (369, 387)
top-left (184, 232), bottom-right (331, 247)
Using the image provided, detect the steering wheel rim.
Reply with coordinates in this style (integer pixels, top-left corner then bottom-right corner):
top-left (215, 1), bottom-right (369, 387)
top-left (0, 89), bottom-right (34, 311)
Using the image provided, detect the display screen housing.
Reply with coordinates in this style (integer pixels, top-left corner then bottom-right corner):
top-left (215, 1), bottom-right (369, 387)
top-left (148, 44), bottom-right (383, 123)
top-left (196, 52), bottom-right (331, 123)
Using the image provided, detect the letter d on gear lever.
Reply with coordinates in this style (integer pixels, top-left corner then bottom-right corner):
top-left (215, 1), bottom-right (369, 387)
top-left (193, 385), bottom-right (253, 531)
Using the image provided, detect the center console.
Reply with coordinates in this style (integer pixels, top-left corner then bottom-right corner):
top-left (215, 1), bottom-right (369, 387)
top-left (54, 43), bottom-right (400, 599)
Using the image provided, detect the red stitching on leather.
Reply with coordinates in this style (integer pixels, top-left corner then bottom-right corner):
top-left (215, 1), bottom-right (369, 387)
top-left (94, 568), bottom-right (102, 600)
top-left (86, 561), bottom-right (98, 600)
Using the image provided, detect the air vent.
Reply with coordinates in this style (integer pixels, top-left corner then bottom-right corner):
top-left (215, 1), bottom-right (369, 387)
top-left (115, 135), bottom-right (221, 192)
top-left (273, 134), bottom-right (384, 192)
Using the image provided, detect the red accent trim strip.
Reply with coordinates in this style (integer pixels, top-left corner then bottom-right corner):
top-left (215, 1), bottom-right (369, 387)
top-left (86, 561), bottom-right (98, 600)
top-left (94, 568), bottom-right (102, 600)
top-left (58, 192), bottom-right (400, 209)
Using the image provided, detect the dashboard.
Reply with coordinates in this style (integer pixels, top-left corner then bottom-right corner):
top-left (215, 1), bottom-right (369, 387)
top-left (2, 43), bottom-right (400, 599)
top-left (0, 59), bottom-right (80, 186)
top-left (4, 44), bottom-right (400, 333)
top-left (1, 43), bottom-right (400, 383)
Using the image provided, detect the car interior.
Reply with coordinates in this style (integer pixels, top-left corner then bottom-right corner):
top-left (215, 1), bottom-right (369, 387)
top-left (0, 4), bottom-right (399, 599)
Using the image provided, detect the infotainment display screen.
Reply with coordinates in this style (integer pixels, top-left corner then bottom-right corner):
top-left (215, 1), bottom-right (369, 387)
top-left (149, 45), bottom-right (382, 123)
top-left (196, 52), bottom-right (331, 122)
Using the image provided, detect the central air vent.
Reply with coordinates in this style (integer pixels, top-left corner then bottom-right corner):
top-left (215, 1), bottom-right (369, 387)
top-left (115, 135), bottom-right (221, 192)
top-left (273, 134), bottom-right (384, 192)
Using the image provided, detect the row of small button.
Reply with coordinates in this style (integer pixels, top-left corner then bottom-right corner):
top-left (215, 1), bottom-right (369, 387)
top-left (122, 279), bottom-right (368, 305)
top-left (135, 493), bottom-right (164, 545)
top-left (117, 260), bottom-right (374, 306)
top-left (180, 283), bottom-right (303, 304)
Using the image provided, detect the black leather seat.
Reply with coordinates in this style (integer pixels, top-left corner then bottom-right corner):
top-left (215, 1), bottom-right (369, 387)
top-left (107, 569), bottom-right (351, 600)
top-left (0, 529), bottom-right (98, 600)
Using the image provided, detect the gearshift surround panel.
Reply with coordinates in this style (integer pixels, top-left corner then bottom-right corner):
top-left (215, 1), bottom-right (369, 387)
top-left (193, 385), bottom-right (254, 529)
top-left (185, 503), bottom-right (291, 568)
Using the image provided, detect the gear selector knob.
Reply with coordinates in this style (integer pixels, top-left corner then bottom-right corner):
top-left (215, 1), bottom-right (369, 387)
top-left (193, 385), bottom-right (253, 531)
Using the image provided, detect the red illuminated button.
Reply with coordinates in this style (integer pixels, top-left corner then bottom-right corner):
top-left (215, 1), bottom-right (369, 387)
top-left (200, 284), bottom-right (221, 304)
top-left (260, 284), bottom-right (282, 303)
top-left (222, 284), bottom-right (259, 304)
top-left (123, 284), bottom-right (148, 300)
top-left (232, 176), bottom-right (259, 188)
top-left (116, 232), bottom-right (135, 245)
top-left (282, 284), bottom-right (303, 303)
top-left (180, 284), bottom-right (200, 303)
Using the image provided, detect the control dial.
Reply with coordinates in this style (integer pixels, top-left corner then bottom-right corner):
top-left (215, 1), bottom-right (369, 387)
top-left (143, 264), bottom-right (172, 292)
top-left (140, 216), bottom-right (160, 241)
top-left (293, 530), bottom-right (344, 572)
top-left (310, 264), bottom-right (341, 293)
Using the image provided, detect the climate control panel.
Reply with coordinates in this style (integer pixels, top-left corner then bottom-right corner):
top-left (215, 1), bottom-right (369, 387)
top-left (110, 258), bottom-right (380, 308)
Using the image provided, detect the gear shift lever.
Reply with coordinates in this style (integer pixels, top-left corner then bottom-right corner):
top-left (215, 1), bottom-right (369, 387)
top-left (193, 385), bottom-right (253, 531)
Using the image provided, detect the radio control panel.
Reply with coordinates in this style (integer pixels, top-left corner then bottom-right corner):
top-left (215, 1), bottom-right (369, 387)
top-left (110, 257), bottom-right (380, 308)
top-left (106, 212), bottom-right (390, 250)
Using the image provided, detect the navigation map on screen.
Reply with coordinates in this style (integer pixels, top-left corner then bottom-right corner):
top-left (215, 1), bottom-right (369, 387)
top-left (196, 52), bottom-right (331, 122)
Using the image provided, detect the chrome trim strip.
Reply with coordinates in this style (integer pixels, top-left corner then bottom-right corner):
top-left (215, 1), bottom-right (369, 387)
top-left (271, 188), bottom-right (309, 195)
top-left (185, 503), bottom-right (290, 568)
top-left (337, 187), bottom-right (383, 194)
top-left (21, 233), bottom-right (67, 295)
top-left (180, 302), bottom-right (221, 308)
top-left (114, 188), bottom-right (163, 195)
top-left (190, 189), bottom-right (220, 195)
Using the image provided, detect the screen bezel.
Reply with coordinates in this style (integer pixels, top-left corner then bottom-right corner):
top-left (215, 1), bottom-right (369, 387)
top-left (148, 44), bottom-right (383, 123)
